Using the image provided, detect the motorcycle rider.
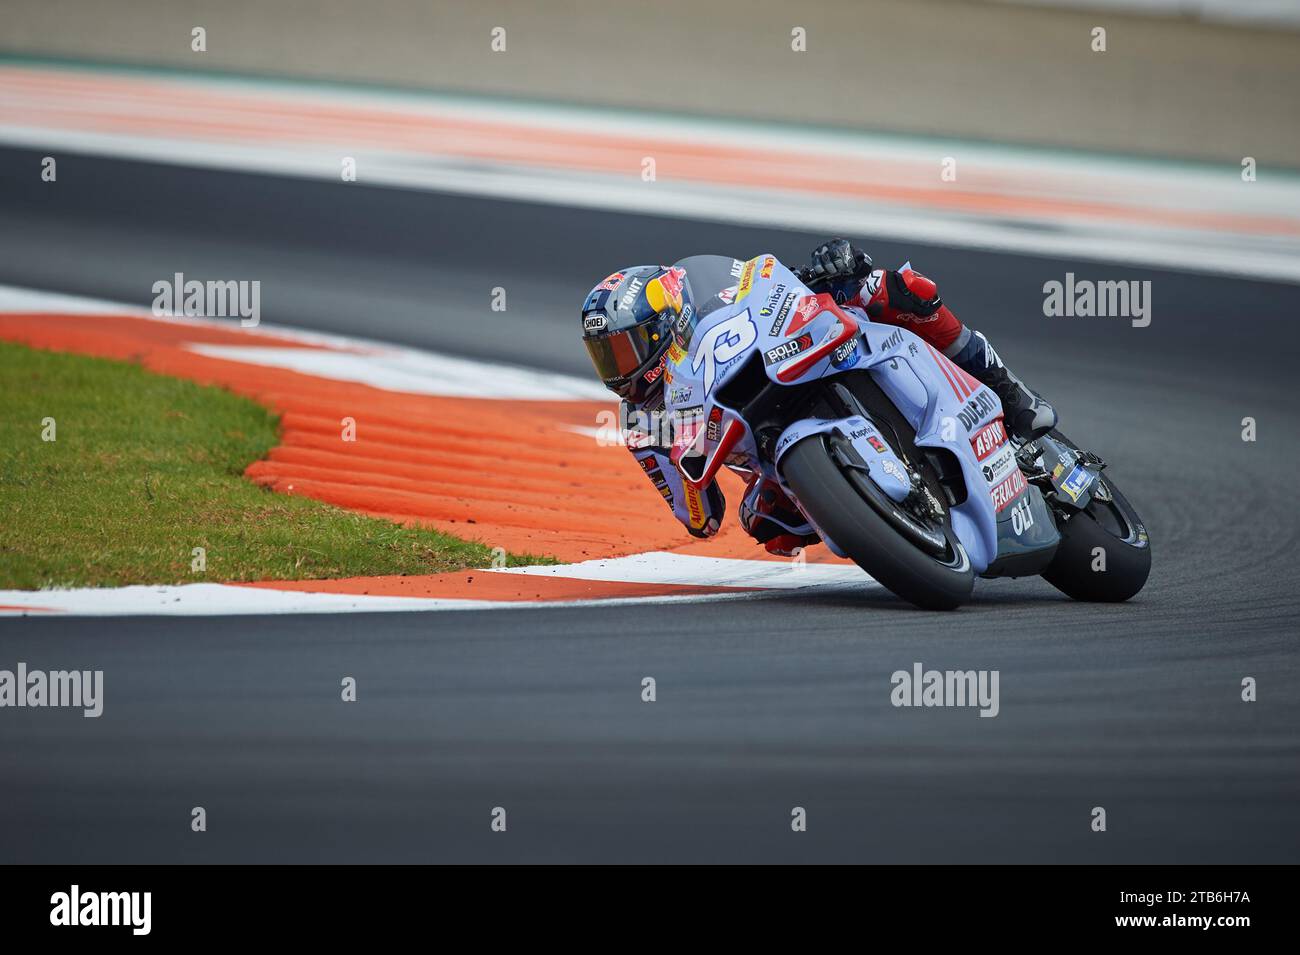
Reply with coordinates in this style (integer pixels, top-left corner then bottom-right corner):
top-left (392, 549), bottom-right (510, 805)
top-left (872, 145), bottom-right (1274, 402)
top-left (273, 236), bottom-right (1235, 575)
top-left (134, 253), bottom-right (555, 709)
top-left (579, 239), bottom-right (1057, 556)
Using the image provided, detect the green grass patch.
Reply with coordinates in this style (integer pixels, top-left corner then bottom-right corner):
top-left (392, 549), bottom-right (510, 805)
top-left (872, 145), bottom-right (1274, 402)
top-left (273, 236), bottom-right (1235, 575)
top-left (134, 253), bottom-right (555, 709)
top-left (0, 341), bottom-right (550, 589)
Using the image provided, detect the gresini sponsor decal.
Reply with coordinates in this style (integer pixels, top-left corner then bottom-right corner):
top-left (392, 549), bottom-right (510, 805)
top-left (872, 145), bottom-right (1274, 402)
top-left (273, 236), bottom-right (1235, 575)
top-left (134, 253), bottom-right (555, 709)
top-left (970, 419), bottom-right (1007, 461)
top-left (990, 469), bottom-right (1027, 512)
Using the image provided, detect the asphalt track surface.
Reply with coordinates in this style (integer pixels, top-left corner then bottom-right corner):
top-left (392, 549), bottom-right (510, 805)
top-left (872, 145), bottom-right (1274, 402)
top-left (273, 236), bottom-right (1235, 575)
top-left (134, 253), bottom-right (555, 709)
top-left (1, 148), bottom-right (1298, 863)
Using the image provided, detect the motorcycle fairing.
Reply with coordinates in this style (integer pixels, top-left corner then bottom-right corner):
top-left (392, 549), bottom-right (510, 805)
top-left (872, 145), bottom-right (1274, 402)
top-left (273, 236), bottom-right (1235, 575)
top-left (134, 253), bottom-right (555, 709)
top-left (662, 253), bottom-right (1050, 575)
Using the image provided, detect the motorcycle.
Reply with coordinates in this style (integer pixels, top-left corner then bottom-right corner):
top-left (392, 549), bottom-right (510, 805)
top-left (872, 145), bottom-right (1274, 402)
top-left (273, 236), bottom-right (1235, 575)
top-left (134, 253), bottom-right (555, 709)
top-left (660, 253), bottom-right (1151, 610)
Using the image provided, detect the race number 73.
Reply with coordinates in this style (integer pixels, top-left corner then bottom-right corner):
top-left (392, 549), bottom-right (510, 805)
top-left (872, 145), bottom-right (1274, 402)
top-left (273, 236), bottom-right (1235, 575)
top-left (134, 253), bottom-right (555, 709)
top-left (693, 310), bottom-right (756, 393)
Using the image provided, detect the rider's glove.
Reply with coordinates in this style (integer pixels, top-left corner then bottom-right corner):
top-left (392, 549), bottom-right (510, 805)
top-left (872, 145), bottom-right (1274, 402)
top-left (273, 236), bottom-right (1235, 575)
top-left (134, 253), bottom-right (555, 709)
top-left (807, 239), bottom-right (873, 302)
top-left (866, 268), bottom-right (943, 319)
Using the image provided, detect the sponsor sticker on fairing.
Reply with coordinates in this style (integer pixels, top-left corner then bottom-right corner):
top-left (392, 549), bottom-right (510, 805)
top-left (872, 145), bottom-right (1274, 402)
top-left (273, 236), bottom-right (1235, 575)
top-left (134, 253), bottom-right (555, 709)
top-left (990, 469), bottom-right (1027, 512)
top-left (832, 338), bottom-right (860, 369)
top-left (764, 332), bottom-right (813, 365)
top-left (980, 443), bottom-right (1017, 486)
top-left (1060, 463), bottom-right (1092, 501)
top-left (759, 284), bottom-right (788, 318)
top-left (767, 292), bottom-right (797, 336)
top-left (759, 256), bottom-right (776, 279)
top-left (970, 419), bottom-right (1008, 461)
top-left (706, 406), bottom-right (723, 441)
top-left (785, 295), bottom-right (822, 336)
top-left (735, 258), bottom-right (758, 302)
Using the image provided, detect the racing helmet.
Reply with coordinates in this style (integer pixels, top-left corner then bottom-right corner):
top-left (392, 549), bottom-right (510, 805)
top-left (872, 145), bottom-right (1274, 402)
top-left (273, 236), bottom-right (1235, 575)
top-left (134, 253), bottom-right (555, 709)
top-left (580, 264), bottom-right (693, 405)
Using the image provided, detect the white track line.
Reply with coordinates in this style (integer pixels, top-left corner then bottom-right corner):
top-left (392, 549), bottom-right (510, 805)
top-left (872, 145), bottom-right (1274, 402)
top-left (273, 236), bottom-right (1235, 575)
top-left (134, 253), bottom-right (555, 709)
top-left (489, 552), bottom-right (871, 590)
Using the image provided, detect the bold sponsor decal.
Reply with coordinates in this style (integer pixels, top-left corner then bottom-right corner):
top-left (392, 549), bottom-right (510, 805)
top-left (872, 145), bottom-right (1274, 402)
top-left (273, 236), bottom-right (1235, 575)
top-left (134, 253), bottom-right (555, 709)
top-left (717, 285), bottom-right (737, 305)
top-left (667, 340), bottom-right (687, 365)
top-left (969, 419), bottom-right (1007, 461)
top-left (668, 385), bottom-right (693, 405)
top-left (867, 435), bottom-right (887, 453)
top-left (684, 483), bottom-right (706, 529)
top-left (957, 392), bottom-right (1000, 433)
top-left (764, 332), bottom-right (813, 366)
top-left (706, 406), bottom-right (723, 442)
top-left (597, 271), bottom-right (624, 292)
top-left (990, 469), bottom-right (1027, 512)
top-left (759, 256), bottom-right (776, 279)
top-left (582, 312), bottom-right (607, 332)
top-left (729, 259), bottom-right (744, 278)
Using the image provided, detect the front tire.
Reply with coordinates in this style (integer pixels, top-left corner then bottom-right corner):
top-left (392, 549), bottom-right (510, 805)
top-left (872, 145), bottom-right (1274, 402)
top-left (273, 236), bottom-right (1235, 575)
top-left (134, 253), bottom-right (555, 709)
top-left (1041, 478), bottom-right (1151, 602)
top-left (781, 435), bottom-right (975, 610)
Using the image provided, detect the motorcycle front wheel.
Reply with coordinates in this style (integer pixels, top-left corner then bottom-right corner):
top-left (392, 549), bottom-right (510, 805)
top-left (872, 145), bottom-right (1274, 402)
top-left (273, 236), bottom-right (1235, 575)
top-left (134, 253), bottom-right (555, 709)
top-left (781, 434), bottom-right (975, 610)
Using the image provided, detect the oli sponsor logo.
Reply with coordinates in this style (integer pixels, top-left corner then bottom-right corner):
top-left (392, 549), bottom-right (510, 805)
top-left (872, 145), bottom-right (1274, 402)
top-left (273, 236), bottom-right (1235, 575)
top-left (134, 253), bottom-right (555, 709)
top-left (1009, 496), bottom-right (1035, 536)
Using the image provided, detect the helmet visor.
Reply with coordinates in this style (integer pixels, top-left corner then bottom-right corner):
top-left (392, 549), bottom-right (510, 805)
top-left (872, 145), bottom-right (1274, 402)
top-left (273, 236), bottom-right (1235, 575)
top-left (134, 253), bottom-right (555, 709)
top-left (583, 321), bottom-right (667, 388)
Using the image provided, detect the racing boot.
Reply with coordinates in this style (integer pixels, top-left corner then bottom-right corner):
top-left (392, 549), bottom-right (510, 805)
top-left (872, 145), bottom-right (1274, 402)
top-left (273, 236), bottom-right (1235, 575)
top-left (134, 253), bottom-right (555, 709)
top-left (948, 329), bottom-right (1057, 441)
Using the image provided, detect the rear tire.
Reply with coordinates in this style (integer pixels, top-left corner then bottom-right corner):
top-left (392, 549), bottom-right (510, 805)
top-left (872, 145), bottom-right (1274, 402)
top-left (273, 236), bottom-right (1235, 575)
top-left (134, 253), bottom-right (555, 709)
top-left (781, 435), bottom-right (974, 610)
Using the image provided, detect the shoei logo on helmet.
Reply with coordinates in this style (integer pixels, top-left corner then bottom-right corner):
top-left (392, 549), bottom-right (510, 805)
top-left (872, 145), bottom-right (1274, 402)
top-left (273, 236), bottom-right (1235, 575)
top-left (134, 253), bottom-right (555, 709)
top-left (583, 312), bottom-right (607, 332)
